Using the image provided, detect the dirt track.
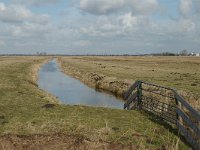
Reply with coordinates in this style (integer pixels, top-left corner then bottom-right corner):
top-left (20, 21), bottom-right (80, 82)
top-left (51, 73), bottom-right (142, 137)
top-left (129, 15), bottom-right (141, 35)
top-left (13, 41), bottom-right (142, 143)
top-left (0, 134), bottom-right (134, 150)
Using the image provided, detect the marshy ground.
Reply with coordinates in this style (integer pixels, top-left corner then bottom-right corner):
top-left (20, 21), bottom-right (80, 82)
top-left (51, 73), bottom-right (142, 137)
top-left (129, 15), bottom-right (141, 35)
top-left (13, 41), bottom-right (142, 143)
top-left (0, 56), bottom-right (197, 149)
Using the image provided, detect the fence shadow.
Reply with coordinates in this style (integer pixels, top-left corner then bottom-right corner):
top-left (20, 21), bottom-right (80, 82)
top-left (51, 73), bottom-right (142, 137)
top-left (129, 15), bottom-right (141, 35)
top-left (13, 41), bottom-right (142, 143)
top-left (124, 80), bottom-right (200, 150)
top-left (140, 110), bottom-right (191, 146)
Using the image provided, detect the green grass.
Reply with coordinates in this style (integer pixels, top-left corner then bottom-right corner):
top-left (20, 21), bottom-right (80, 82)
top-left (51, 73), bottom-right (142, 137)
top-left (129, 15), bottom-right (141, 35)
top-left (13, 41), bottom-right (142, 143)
top-left (0, 57), bottom-right (190, 149)
top-left (60, 56), bottom-right (200, 94)
top-left (59, 56), bottom-right (200, 109)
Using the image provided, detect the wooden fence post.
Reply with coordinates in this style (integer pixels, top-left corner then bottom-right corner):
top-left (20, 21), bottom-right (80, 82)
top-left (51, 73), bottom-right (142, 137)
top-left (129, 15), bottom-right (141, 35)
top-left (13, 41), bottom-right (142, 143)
top-left (174, 91), bottom-right (183, 128)
top-left (137, 81), bottom-right (142, 109)
top-left (124, 82), bottom-right (199, 149)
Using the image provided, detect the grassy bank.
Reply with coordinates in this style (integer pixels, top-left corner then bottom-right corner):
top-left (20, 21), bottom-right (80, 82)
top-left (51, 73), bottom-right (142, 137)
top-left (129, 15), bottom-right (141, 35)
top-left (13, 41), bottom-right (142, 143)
top-left (58, 56), bottom-right (200, 110)
top-left (0, 57), bottom-right (190, 149)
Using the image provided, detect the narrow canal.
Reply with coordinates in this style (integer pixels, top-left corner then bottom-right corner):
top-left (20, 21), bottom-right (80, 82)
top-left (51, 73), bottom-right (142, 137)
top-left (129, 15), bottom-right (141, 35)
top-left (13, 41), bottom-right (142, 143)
top-left (38, 60), bottom-right (124, 109)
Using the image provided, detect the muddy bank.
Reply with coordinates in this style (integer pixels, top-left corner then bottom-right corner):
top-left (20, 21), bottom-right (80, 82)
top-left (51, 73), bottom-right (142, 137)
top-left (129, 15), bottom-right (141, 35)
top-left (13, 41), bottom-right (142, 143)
top-left (57, 58), bottom-right (133, 98)
top-left (0, 134), bottom-right (134, 150)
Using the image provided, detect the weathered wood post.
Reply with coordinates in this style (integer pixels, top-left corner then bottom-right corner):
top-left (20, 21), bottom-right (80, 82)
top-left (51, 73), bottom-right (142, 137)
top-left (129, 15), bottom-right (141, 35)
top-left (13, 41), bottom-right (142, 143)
top-left (174, 91), bottom-right (183, 128)
top-left (137, 81), bottom-right (142, 110)
top-left (127, 102), bottom-right (130, 110)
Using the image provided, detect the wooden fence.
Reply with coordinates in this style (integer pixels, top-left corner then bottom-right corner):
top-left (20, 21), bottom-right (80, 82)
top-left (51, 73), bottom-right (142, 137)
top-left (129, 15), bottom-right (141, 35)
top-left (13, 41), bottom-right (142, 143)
top-left (124, 81), bottom-right (200, 150)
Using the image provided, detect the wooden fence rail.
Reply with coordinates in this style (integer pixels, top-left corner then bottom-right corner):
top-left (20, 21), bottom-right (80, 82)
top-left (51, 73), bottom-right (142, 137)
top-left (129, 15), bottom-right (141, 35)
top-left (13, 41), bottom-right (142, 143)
top-left (124, 81), bottom-right (200, 150)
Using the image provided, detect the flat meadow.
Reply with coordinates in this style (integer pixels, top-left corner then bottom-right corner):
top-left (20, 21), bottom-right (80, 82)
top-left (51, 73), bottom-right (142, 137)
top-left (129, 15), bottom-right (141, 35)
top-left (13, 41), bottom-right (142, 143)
top-left (0, 56), bottom-right (197, 149)
top-left (59, 56), bottom-right (200, 110)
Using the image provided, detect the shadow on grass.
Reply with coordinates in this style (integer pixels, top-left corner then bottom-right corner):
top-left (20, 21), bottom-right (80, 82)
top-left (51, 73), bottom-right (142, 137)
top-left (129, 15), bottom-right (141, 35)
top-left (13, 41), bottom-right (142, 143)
top-left (139, 110), bottom-right (192, 148)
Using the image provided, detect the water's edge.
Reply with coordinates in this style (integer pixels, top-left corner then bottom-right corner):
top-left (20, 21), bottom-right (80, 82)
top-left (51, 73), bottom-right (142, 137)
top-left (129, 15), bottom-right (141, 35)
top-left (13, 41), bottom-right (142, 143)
top-left (33, 58), bottom-right (60, 104)
top-left (57, 58), bottom-right (130, 100)
top-left (38, 59), bottom-right (124, 109)
top-left (57, 60), bottom-right (123, 100)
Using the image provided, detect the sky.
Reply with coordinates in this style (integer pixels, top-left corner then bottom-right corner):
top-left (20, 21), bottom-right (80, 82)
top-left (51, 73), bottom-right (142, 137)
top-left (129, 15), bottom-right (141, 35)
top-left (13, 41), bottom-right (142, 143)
top-left (0, 0), bottom-right (199, 54)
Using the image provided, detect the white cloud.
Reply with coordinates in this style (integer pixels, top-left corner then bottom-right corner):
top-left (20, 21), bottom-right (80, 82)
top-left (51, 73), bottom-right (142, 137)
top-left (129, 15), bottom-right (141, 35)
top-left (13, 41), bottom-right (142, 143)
top-left (0, 3), bottom-right (32, 23)
top-left (73, 40), bottom-right (91, 47)
top-left (158, 19), bottom-right (196, 39)
top-left (79, 13), bottom-right (151, 38)
top-left (12, 0), bottom-right (61, 6)
top-left (178, 19), bottom-right (196, 32)
top-left (132, 0), bottom-right (159, 15)
top-left (0, 3), bottom-right (50, 24)
top-left (0, 3), bottom-right (5, 11)
top-left (80, 0), bottom-right (125, 15)
top-left (0, 39), bottom-right (4, 46)
top-left (10, 22), bottom-right (52, 38)
top-left (0, 0), bottom-right (199, 54)
top-left (0, 2), bottom-right (53, 53)
top-left (119, 12), bottom-right (136, 28)
top-left (193, 0), bottom-right (200, 13)
top-left (179, 0), bottom-right (192, 17)
top-left (79, 0), bottom-right (159, 15)
top-left (118, 12), bottom-right (140, 29)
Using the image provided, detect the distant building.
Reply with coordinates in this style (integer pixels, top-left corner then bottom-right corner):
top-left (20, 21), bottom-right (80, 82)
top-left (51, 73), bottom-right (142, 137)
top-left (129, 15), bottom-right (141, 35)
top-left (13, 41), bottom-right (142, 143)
top-left (188, 52), bottom-right (200, 56)
top-left (189, 52), bottom-right (194, 56)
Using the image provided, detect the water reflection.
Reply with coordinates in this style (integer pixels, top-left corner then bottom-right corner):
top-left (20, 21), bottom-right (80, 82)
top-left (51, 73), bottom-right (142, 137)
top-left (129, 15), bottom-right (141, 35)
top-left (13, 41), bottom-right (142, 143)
top-left (38, 60), bottom-right (124, 109)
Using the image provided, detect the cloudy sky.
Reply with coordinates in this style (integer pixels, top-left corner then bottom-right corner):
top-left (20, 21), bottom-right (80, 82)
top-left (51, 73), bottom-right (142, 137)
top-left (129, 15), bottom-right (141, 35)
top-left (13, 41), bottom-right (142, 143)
top-left (0, 0), bottom-right (199, 54)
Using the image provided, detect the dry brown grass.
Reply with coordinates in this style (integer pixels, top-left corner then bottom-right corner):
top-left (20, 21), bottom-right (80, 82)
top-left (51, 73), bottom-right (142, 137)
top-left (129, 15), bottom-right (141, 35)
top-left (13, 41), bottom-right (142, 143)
top-left (0, 56), bottom-right (191, 149)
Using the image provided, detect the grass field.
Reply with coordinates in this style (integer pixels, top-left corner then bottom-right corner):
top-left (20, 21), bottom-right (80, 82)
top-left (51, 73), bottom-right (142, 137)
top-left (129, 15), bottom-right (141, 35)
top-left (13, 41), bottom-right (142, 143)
top-left (0, 56), bottom-right (191, 149)
top-left (59, 56), bottom-right (200, 110)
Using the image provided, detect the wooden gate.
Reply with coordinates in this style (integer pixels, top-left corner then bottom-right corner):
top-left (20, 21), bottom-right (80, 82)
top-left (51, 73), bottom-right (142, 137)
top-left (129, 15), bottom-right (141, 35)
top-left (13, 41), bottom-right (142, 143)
top-left (124, 81), bottom-right (200, 150)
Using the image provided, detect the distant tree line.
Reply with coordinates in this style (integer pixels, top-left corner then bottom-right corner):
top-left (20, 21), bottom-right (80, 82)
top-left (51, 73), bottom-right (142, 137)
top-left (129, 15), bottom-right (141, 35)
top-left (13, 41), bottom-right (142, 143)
top-left (36, 52), bottom-right (47, 56)
top-left (152, 52), bottom-right (178, 56)
top-left (0, 50), bottom-right (199, 57)
top-left (151, 50), bottom-right (199, 56)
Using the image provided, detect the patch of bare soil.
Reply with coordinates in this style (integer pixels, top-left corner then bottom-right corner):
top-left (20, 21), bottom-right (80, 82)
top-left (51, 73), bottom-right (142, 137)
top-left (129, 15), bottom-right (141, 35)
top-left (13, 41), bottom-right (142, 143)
top-left (0, 134), bottom-right (133, 150)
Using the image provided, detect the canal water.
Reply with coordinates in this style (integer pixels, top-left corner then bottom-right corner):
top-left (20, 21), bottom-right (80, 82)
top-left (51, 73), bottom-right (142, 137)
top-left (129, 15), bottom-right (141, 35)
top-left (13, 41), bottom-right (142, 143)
top-left (38, 60), bottom-right (124, 109)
